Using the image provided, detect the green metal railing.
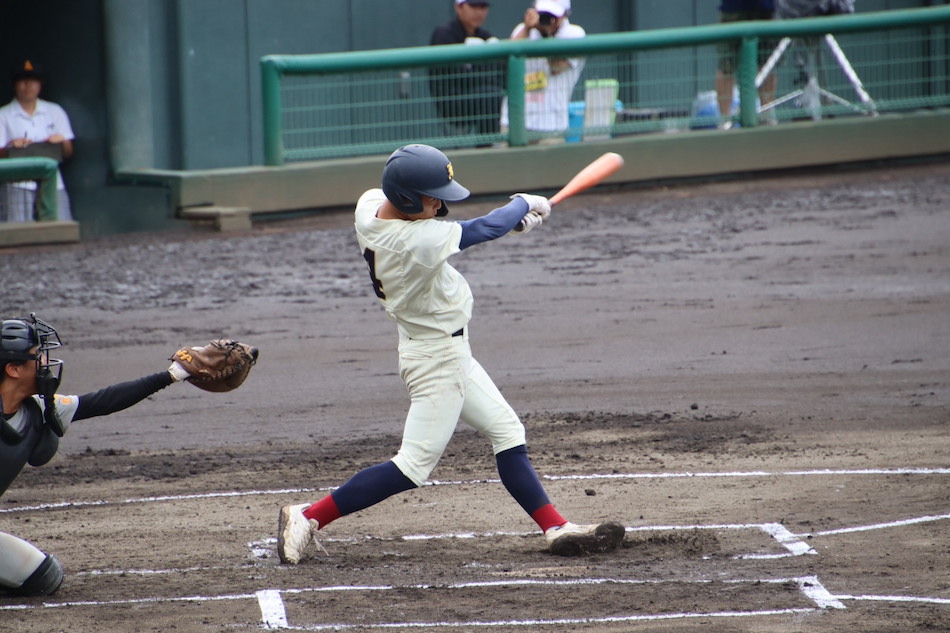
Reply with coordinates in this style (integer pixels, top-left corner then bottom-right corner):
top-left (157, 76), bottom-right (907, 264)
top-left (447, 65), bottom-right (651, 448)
top-left (0, 157), bottom-right (59, 221)
top-left (261, 6), bottom-right (950, 166)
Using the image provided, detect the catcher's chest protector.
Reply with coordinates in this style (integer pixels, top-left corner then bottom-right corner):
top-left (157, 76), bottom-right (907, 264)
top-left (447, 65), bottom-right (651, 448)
top-left (1, 399), bottom-right (59, 496)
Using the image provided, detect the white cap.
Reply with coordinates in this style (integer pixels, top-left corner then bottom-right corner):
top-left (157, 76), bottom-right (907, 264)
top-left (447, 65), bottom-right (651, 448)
top-left (535, 0), bottom-right (569, 17)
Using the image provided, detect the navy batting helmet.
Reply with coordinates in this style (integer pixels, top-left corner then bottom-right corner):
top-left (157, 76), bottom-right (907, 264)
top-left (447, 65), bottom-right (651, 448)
top-left (381, 144), bottom-right (470, 216)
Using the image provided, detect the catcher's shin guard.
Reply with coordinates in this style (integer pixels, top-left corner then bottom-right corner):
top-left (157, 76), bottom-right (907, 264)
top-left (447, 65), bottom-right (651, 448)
top-left (8, 553), bottom-right (64, 596)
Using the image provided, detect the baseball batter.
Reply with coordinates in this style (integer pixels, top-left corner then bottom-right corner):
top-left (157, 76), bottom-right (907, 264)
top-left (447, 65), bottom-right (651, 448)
top-left (277, 144), bottom-right (625, 564)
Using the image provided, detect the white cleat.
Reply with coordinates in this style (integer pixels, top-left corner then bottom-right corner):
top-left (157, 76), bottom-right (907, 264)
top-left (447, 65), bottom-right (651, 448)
top-left (277, 503), bottom-right (320, 564)
top-left (545, 521), bottom-right (626, 557)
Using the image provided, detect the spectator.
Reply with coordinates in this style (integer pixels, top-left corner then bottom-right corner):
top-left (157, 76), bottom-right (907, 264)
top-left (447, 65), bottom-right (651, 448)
top-left (429, 1), bottom-right (504, 141)
top-left (500, 0), bottom-right (586, 141)
top-left (0, 60), bottom-right (75, 222)
top-left (715, 1), bottom-right (778, 127)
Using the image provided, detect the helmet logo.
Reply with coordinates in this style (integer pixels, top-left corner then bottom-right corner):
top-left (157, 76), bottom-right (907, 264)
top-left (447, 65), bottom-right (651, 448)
top-left (446, 162), bottom-right (455, 181)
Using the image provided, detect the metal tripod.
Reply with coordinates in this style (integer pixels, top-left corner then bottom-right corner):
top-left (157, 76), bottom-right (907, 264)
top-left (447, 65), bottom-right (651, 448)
top-left (758, 33), bottom-right (877, 120)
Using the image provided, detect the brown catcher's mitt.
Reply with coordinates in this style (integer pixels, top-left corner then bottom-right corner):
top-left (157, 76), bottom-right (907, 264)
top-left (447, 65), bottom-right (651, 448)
top-left (170, 339), bottom-right (259, 392)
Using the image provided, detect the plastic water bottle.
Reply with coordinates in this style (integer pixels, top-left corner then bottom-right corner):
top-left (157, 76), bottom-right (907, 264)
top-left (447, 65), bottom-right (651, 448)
top-left (567, 101), bottom-right (585, 143)
top-left (690, 91), bottom-right (719, 129)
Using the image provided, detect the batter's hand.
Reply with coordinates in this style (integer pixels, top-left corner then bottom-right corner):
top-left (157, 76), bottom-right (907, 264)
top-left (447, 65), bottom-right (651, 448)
top-left (510, 193), bottom-right (551, 219)
top-left (513, 210), bottom-right (544, 234)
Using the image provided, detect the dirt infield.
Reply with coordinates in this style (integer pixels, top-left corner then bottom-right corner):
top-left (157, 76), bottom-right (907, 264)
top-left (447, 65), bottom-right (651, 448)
top-left (1, 160), bottom-right (948, 632)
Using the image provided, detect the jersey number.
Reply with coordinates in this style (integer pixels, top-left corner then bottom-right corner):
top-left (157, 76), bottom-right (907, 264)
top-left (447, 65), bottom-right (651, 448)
top-left (362, 248), bottom-right (386, 299)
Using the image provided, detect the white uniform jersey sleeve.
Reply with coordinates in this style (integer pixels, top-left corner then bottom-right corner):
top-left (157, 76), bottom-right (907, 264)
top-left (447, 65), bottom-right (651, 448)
top-left (355, 189), bottom-right (473, 339)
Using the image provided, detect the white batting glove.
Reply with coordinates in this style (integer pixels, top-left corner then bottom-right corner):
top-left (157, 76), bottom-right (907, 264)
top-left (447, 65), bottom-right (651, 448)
top-left (512, 210), bottom-right (544, 234)
top-left (510, 193), bottom-right (551, 219)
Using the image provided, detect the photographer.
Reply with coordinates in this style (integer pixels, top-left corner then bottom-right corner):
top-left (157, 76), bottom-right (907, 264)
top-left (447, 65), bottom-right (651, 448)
top-left (500, 0), bottom-right (586, 140)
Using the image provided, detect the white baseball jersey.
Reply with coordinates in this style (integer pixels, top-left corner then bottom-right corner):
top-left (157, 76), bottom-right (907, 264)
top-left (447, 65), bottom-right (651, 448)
top-left (354, 189), bottom-right (473, 340)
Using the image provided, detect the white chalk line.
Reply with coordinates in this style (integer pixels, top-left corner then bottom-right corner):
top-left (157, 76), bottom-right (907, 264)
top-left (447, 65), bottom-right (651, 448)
top-left (58, 512), bottom-right (945, 594)
top-left (258, 589), bottom-right (289, 629)
top-left (2, 466), bottom-right (946, 514)
top-left (245, 520), bottom-right (812, 561)
top-left (276, 609), bottom-right (819, 631)
top-left (0, 591), bottom-right (257, 610)
top-left (836, 594), bottom-right (950, 605)
top-left (0, 576), bottom-right (835, 617)
top-left (807, 512), bottom-right (950, 537)
top-left (268, 512), bottom-right (950, 560)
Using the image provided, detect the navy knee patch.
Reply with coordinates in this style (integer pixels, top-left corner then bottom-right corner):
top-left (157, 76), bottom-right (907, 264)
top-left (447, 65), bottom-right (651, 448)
top-left (10, 553), bottom-right (64, 597)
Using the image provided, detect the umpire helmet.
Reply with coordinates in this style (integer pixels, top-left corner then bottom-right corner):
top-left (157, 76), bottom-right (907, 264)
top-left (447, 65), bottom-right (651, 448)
top-left (381, 144), bottom-right (470, 217)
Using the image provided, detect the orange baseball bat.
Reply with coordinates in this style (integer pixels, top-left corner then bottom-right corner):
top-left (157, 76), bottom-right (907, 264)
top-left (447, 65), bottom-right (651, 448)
top-left (549, 152), bottom-right (625, 206)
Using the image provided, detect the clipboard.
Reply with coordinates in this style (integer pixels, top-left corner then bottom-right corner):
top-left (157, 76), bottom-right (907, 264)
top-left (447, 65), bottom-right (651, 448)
top-left (8, 142), bottom-right (64, 163)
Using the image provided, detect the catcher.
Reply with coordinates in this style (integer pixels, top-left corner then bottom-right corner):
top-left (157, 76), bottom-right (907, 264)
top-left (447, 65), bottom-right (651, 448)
top-left (0, 314), bottom-right (257, 597)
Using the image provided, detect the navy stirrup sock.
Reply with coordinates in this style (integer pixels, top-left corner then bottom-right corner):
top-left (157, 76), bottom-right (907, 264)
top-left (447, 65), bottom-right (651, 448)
top-left (331, 460), bottom-right (417, 516)
top-left (495, 445), bottom-right (551, 515)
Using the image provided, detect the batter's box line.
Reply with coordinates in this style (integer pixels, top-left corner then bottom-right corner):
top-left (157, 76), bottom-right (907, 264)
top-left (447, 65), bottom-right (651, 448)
top-left (628, 522), bottom-right (817, 558)
top-left (247, 521), bottom-right (810, 561)
top-left (248, 513), bottom-right (949, 562)
top-left (7, 576), bottom-right (948, 625)
top-left (66, 512), bottom-right (950, 579)
top-left (255, 575), bottom-right (844, 630)
top-left (3, 467), bottom-right (946, 515)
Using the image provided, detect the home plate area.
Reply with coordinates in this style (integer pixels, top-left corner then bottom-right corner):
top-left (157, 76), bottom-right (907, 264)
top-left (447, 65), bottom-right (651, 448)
top-left (2, 467), bottom-right (947, 632)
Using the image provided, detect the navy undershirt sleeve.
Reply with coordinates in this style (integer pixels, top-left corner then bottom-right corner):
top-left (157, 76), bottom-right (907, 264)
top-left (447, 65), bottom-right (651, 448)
top-left (74, 371), bottom-right (174, 420)
top-left (458, 197), bottom-right (529, 250)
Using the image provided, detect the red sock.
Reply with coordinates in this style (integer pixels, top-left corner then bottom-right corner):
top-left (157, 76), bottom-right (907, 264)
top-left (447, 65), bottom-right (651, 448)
top-left (302, 495), bottom-right (341, 529)
top-left (530, 503), bottom-right (567, 532)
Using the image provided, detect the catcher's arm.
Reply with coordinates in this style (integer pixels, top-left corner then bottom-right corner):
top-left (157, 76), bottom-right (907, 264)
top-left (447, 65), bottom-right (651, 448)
top-left (73, 372), bottom-right (176, 421)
